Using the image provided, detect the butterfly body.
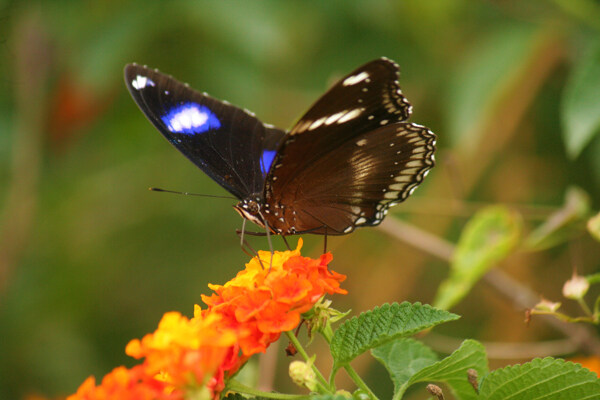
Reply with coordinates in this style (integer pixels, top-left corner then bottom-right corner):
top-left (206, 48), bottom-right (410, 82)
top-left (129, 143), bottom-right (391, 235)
top-left (125, 58), bottom-right (435, 236)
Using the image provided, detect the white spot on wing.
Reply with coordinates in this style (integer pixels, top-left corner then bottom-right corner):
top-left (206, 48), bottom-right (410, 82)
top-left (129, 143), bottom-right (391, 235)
top-left (337, 108), bottom-right (363, 124)
top-left (389, 183), bottom-right (406, 191)
top-left (309, 116), bottom-right (328, 130)
top-left (394, 175), bottom-right (412, 183)
top-left (325, 111), bottom-right (347, 125)
top-left (356, 138), bottom-right (367, 147)
top-left (131, 75), bottom-right (155, 90)
top-left (343, 71), bottom-right (370, 86)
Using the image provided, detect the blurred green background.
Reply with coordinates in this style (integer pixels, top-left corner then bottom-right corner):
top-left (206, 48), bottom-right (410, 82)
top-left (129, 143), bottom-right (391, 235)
top-left (1, 1), bottom-right (600, 399)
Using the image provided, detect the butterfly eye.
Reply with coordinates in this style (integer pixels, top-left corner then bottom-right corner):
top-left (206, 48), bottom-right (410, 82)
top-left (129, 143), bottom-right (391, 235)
top-left (248, 201), bottom-right (260, 215)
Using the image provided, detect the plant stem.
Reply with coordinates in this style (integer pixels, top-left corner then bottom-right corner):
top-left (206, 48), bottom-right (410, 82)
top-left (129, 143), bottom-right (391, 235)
top-left (577, 298), bottom-right (593, 317)
top-left (322, 323), bottom-right (334, 343)
top-left (593, 296), bottom-right (600, 323)
top-left (343, 365), bottom-right (380, 400)
top-left (285, 331), bottom-right (331, 391)
top-left (226, 379), bottom-right (308, 399)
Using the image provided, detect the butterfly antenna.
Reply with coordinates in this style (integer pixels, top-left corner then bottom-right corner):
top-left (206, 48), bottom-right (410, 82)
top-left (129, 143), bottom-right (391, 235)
top-left (149, 187), bottom-right (236, 200)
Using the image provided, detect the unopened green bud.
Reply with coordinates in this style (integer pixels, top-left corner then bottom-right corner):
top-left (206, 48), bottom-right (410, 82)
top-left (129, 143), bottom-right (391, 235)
top-left (289, 360), bottom-right (318, 391)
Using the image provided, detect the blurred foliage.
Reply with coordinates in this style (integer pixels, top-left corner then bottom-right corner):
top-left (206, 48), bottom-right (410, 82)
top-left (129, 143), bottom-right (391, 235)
top-left (0, 0), bottom-right (599, 399)
top-left (434, 206), bottom-right (521, 311)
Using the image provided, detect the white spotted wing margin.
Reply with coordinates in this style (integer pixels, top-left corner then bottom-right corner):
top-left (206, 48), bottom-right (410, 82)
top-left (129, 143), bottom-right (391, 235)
top-left (124, 63), bottom-right (286, 201)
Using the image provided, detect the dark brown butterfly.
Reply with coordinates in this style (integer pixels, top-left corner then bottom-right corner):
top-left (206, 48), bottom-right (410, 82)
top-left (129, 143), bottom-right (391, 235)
top-left (124, 58), bottom-right (435, 236)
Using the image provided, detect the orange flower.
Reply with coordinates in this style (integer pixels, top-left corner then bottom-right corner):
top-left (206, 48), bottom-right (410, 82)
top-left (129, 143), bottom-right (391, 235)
top-left (67, 365), bottom-right (175, 400)
top-left (67, 240), bottom-right (346, 400)
top-left (571, 355), bottom-right (600, 377)
top-left (201, 239), bottom-right (346, 355)
top-left (125, 310), bottom-right (240, 395)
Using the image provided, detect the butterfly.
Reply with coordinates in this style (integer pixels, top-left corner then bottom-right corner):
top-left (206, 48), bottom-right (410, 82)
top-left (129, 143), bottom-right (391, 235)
top-left (124, 58), bottom-right (435, 236)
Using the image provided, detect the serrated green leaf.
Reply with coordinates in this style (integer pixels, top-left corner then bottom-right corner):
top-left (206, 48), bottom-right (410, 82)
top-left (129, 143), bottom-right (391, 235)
top-left (525, 187), bottom-right (591, 251)
top-left (371, 338), bottom-right (439, 390)
top-left (562, 39), bottom-right (600, 159)
top-left (446, 25), bottom-right (538, 146)
top-left (375, 339), bottom-right (488, 400)
top-left (588, 212), bottom-right (600, 242)
top-left (479, 357), bottom-right (600, 399)
top-left (434, 206), bottom-right (521, 310)
top-left (330, 302), bottom-right (459, 366)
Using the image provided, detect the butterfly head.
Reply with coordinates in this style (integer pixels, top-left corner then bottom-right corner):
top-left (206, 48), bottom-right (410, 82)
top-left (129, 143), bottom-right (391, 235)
top-left (234, 196), bottom-right (266, 229)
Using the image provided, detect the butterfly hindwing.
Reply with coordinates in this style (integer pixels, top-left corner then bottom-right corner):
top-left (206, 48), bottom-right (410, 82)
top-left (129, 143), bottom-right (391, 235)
top-left (275, 123), bottom-right (436, 234)
top-left (124, 64), bottom-right (286, 200)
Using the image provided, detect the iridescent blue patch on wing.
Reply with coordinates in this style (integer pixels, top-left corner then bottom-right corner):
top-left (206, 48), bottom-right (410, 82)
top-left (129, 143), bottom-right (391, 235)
top-left (260, 150), bottom-right (277, 176)
top-left (161, 102), bottom-right (221, 135)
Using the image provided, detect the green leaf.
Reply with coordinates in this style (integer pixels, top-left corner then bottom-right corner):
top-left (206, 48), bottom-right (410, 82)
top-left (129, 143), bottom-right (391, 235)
top-left (371, 338), bottom-right (439, 390)
top-left (374, 339), bottom-right (488, 400)
top-left (330, 302), bottom-right (459, 367)
top-left (588, 212), bottom-right (600, 242)
top-left (479, 357), bottom-right (600, 399)
top-left (561, 39), bottom-right (600, 159)
top-left (586, 272), bottom-right (600, 285)
top-left (446, 24), bottom-right (538, 146)
top-left (434, 206), bottom-right (521, 310)
top-left (524, 187), bottom-right (591, 251)
top-left (311, 395), bottom-right (355, 400)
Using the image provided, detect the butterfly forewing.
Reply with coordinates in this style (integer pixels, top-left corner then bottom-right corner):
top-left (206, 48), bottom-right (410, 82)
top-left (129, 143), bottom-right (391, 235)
top-left (290, 58), bottom-right (411, 135)
top-left (265, 58), bottom-right (412, 201)
top-left (124, 64), bottom-right (286, 200)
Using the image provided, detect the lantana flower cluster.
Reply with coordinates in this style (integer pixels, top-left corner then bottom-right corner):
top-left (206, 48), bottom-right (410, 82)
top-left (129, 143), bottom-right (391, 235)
top-left (68, 239), bottom-right (346, 400)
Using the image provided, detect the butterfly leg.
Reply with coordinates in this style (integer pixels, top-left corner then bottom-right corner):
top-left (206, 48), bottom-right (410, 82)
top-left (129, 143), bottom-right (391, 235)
top-left (239, 218), bottom-right (247, 249)
top-left (260, 211), bottom-right (274, 271)
top-left (236, 222), bottom-right (267, 270)
top-left (323, 228), bottom-right (328, 254)
top-left (281, 235), bottom-right (291, 251)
